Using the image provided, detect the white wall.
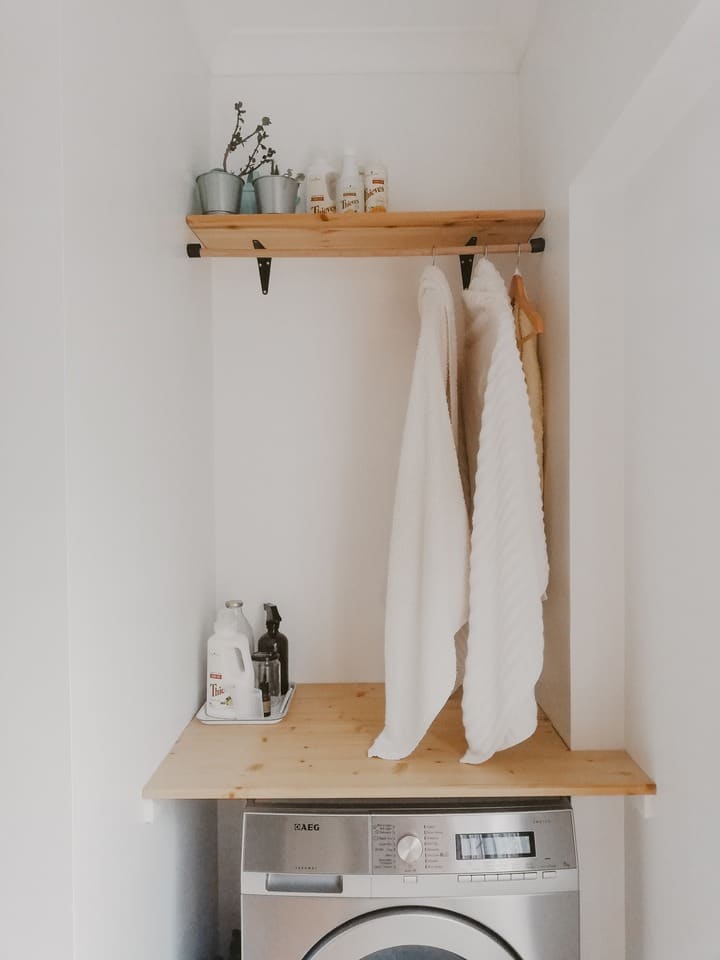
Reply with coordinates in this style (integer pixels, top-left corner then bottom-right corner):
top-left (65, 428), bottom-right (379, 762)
top-left (187, 0), bottom-right (541, 77)
top-left (520, 0), bottom-right (701, 747)
top-left (2, 0), bottom-right (217, 957)
top-left (61, 1), bottom-right (217, 957)
top-left (0, 3), bottom-right (74, 956)
top-left (622, 63), bottom-right (720, 960)
top-left (519, 2), bottom-right (715, 958)
top-left (212, 72), bottom-right (522, 678)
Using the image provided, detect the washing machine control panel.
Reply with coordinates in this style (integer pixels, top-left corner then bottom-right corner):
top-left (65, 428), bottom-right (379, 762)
top-left (371, 808), bottom-right (576, 876)
top-left (372, 819), bottom-right (453, 873)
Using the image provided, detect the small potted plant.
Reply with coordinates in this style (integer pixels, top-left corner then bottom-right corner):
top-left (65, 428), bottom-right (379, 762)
top-left (196, 101), bottom-right (276, 214)
top-left (253, 165), bottom-right (305, 214)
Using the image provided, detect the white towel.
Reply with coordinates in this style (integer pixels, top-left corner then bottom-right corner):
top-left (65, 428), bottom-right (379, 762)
top-left (460, 258), bottom-right (548, 764)
top-left (369, 266), bottom-right (470, 760)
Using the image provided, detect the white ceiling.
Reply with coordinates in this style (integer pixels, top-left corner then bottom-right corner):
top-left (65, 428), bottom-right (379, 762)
top-left (184, 0), bottom-right (542, 75)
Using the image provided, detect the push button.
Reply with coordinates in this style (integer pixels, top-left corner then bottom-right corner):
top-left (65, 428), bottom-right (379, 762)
top-left (524, 872), bottom-right (539, 880)
top-left (511, 873), bottom-right (524, 881)
top-left (485, 873), bottom-right (498, 881)
top-left (542, 871), bottom-right (557, 880)
top-left (471, 874), bottom-right (484, 882)
top-left (498, 874), bottom-right (511, 881)
top-left (458, 874), bottom-right (472, 882)
top-left (403, 875), bottom-right (418, 884)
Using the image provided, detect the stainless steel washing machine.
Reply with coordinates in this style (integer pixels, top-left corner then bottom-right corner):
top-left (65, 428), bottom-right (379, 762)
top-left (241, 798), bottom-right (579, 959)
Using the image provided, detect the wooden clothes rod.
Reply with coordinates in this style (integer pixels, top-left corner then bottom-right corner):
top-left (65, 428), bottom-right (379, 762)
top-left (187, 240), bottom-right (545, 259)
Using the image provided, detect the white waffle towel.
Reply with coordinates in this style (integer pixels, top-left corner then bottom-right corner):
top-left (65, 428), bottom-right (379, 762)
top-left (460, 258), bottom-right (548, 763)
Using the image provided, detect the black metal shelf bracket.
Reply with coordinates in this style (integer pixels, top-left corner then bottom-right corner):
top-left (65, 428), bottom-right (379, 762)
top-left (459, 237), bottom-right (478, 290)
top-left (459, 236), bottom-right (546, 290)
top-left (253, 240), bottom-right (272, 295)
top-left (187, 243), bottom-right (201, 258)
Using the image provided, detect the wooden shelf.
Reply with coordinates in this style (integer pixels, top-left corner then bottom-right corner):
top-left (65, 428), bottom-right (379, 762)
top-left (143, 683), bottom-right (655, 801)
top-left (186, 209), bottom-right (545, 258)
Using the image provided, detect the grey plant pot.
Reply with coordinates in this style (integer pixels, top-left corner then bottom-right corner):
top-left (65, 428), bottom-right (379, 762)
top-left (196, 168), bottom-right (244, 214)
top-left (253, 174), bottom-right (300, 214)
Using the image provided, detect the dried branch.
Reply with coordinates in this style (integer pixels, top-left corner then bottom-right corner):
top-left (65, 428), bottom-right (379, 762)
top-left (222, 102), bottom-right (275, 178)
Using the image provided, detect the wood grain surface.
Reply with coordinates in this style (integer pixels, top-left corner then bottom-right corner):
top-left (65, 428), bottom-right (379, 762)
top-left (143, 684), bottom-right (655, 800)
top-left (186, 210), bottom-right (545, 257)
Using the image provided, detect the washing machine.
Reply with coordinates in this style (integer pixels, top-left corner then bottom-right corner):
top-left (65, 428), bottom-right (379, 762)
top-left (240, 798), bottom-right (579, 959)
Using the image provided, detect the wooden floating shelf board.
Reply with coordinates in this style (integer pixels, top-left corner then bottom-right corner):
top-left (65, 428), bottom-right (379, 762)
top-left (186, 209), bottom-right (545, 258)
top-left (143, 683), bottom-right (655, 801)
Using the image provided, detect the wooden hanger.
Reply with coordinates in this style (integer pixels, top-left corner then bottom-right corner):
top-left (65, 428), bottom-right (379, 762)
top-left (509, 251), bottom-right (544, 334)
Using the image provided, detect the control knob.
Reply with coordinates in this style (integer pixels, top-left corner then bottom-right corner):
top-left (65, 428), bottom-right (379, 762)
top-left (397, 834), bottom-right (423, 864)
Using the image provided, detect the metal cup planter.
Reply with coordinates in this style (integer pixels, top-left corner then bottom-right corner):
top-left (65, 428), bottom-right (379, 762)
top-left (196, 169), bottom-right (244, 214)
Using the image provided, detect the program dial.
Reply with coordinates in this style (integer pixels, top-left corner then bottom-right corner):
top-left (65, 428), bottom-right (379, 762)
top-left (397, 834), bottom-right (423, 864)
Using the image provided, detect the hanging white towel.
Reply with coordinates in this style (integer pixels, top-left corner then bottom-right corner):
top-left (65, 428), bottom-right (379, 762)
top-left (369, 266), bottom-right (470, 760)
top-left (460, 258), bottom-right (548, 764)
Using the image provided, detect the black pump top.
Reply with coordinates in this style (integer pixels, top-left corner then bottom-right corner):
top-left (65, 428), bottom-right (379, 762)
top-left (264, 603), bottom-right (282, 635)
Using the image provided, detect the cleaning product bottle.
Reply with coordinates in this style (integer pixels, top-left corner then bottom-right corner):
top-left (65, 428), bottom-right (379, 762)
top-left (224, 599), bottom-right (255, 652)
top-left (258, 603), bottom-right (289, 694)
top-left (337, 149), bottom-right (364, 213)
top-left (305, 156), bottom-right (336, 214)
top-left (364, 162), bottom-right (388, 212)
top-left (206, 607), bottom-right (256, 719)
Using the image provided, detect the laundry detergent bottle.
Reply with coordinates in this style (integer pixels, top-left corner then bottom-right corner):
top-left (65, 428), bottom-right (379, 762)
top-left (206, 607), bottom-right (255, 719)
top-left (224, 599), bottom-right (255, 652)
top-left (305, 156), bottom-right (336, 213)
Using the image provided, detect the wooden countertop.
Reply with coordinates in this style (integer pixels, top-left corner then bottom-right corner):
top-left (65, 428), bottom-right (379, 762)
top-left (143, 683), bottom-right (655, 800)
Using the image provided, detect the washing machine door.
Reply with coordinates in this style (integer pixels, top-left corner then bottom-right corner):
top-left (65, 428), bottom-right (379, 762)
top-left (303, 907), bottom-right (520, 960)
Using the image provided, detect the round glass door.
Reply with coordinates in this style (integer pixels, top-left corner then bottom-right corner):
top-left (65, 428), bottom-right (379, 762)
top-left (357, 950), bottom-right (463, 959)
top-left (303, 908), bottom-right (520, 960)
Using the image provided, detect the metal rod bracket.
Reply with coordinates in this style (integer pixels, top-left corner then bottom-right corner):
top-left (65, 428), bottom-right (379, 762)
top-left (459, 237), bottom-right (478, 290)
top-left (530, 236), bottom-right (546, 253)
top-left (253, 240), bottom-right (272, 295)
top-left (186, 243), bottom-right (202, 258)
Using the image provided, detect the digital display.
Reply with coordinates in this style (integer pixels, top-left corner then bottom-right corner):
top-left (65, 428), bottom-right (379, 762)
top-left (455, 831), bottom-right (536, 861)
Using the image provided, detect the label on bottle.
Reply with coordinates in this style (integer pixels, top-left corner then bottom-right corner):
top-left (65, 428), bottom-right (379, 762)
top-left (364, 168), bottom-right (388, 212)
top-left (207, 646), bottom-right (230, 708)
top-left (340, 190), bottom-right (361, 212)
top-left (306, 174), bottom-right (336, 214)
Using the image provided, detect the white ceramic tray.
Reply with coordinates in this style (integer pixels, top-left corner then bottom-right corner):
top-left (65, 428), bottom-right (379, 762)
top-left (196, 684), bottom-right (296, 725)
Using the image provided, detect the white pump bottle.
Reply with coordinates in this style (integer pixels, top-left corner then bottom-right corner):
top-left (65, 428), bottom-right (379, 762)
top-left (337, 149), bottom-right (364, 213)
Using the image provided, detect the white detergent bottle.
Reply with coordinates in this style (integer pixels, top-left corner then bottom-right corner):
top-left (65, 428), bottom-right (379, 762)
top-left (337, 149), bottom-right (364, 213)
top-left (305, 156), bottom-right (336, 213)
top-left (364, 162), bottom-right (388, 212)
top-left (206, 608), bottom-right (256, 719)
top-left (224, 600), bottom-right (255, 652)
